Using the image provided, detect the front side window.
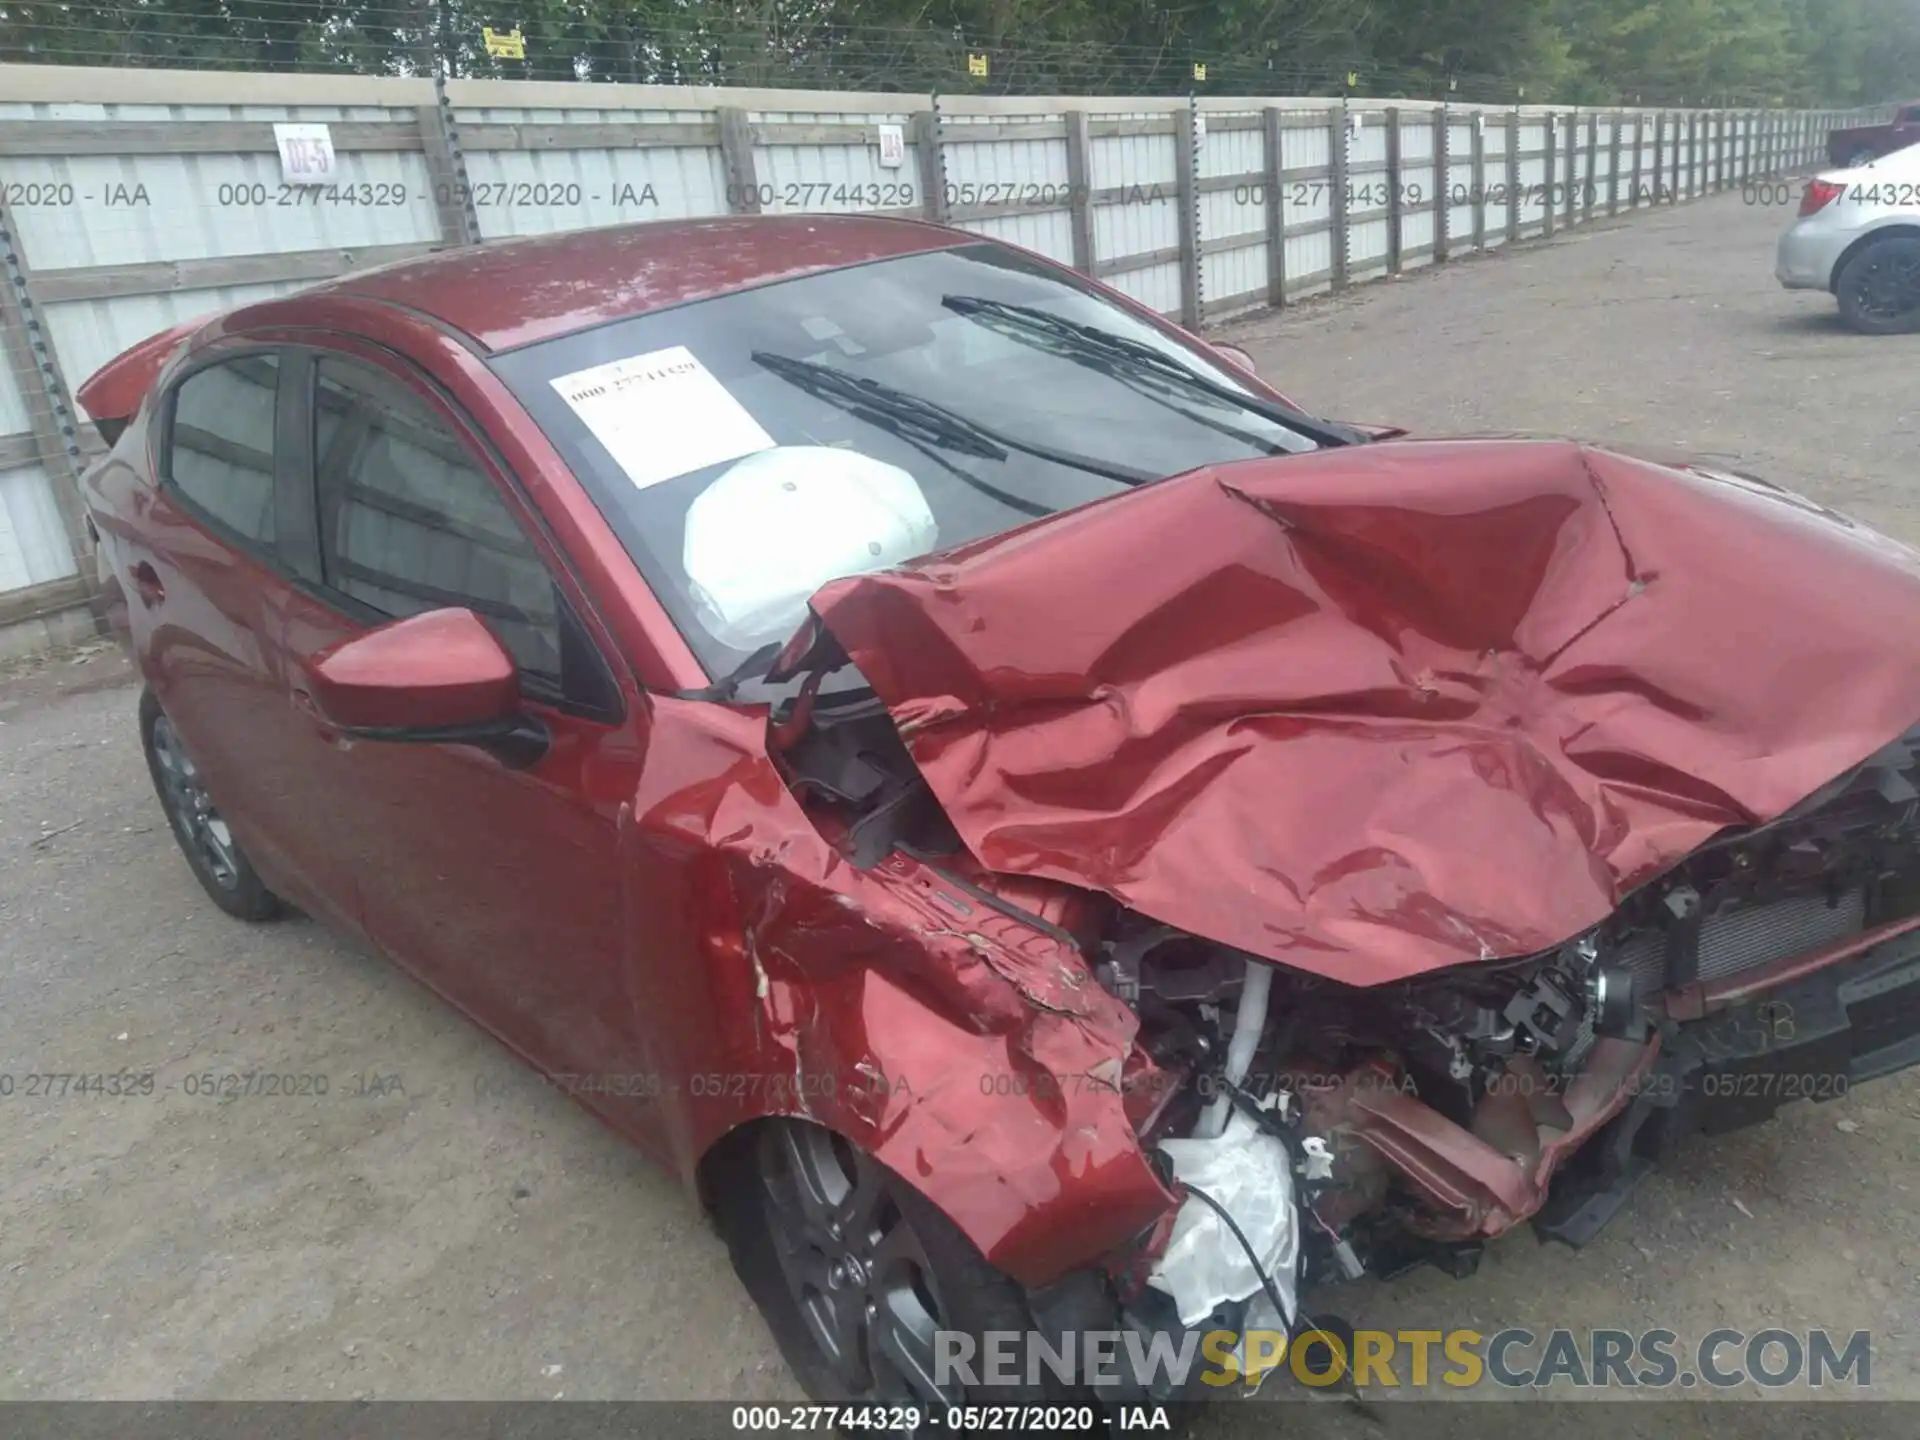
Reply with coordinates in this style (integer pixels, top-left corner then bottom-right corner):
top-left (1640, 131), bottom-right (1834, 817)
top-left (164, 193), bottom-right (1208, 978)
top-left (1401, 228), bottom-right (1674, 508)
top-left (166, 354), bottom-right (279, 545)
top-left (312, 356), bottom-right (561, 682)
top-left (493, 243), bottom-right (1340, 682)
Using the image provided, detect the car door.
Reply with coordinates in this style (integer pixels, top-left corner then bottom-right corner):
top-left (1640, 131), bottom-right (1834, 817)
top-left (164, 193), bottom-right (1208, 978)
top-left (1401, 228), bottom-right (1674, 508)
top-left (275, 343), bottom-right (667, 1147)
top-left (137, 345), bottom-right (359, 927)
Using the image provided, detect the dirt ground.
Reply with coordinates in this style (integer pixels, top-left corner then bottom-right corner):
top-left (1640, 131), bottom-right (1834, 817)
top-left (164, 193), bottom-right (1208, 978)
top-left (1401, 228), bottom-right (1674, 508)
top-left (3, 184), bottom-right (1918, 1430)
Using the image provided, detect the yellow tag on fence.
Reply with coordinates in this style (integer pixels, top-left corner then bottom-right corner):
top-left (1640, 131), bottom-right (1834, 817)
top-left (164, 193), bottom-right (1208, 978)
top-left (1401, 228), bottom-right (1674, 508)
top-left (967, 53), bottom-right (989, 78)
top-left (1192, 63), bottom-right (1207, 81)
top-left (482, 26), bottom-right (525, 60)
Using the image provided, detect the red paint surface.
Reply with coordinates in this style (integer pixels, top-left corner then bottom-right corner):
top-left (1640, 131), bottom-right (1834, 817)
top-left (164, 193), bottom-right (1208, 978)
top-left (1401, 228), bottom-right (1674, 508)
top-left (811, 439), bottom-right (1920, 984)
top-left (73, 318), bottom-right (202, 425)
top-left (308, 608), bottom-right (518, 730)
top-left (75, 216), bottom-right (1920, 1291)
top-left (75, 227), bottom-right (1188, 1285)
top-left (315, 215), bottom-right (966, 352)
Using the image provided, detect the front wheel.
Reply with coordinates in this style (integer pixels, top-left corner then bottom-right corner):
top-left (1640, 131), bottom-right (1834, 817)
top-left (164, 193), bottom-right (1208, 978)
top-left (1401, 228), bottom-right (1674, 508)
top-left (1835, 236), bottom-right (1920, 334)
top-left (715, 1120), bottom-right (1078, 1421)
top-left (140, 690), bottom-right (282, 922)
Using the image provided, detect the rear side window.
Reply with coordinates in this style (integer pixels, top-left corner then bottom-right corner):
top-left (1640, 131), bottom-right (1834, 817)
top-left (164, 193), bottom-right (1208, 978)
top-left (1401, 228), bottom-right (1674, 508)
top-left (312, 356), bottom-right (562, 682)
top-left (166, 355), bottom-right (279, 544)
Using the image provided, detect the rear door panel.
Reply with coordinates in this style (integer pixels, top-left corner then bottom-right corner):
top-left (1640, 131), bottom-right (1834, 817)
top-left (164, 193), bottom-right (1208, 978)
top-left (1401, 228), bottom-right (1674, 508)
top-left (129, 345), bottom-right (359, 923)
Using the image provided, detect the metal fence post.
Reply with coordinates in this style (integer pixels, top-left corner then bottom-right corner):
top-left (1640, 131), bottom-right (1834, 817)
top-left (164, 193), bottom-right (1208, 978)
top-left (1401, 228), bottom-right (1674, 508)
top-left (1470, 112), bottom-right (1486, 250)
top-left (1505, 109), bottom-right (1521, 242)
top-left (1566, 111), bottom-right (1579, 226)
top-left (0, 189), bottom-right (95, 596)
top-left (1649, 112), bottom-right (1662, 202)
top-left (1607, 111), bottom-right (1622, 214)
top-left (1175, 97), bottom-right (1203, 322)
top-left (1584, 113), bottom-right (1598, 222)
top-left (1630, 111), bottom-right (1645, 207)
top-left (1386, 106), bottom-right (1403, 274)
top-left (417, 87), bottom-right (479, 247)
top-left (1543, 116), bottom-right (1557, 237)
top-left (1264, 106), bottom-right (1288, 304)
top-left (913, 105), bottom-right (949, 224)
top-left (717, 106), bottom-right (761, 214)
top-left (1063, 108), bottom-right (1095, 275)
top-left (1330, 101), bottom-right (1351, 289)
top-left (1433, 105), bottom-right (1450, 263)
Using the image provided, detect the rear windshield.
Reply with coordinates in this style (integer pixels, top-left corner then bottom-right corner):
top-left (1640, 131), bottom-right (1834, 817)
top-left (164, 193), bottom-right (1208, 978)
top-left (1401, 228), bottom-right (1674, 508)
top-left (491, 242), bottom-right (1327, 682)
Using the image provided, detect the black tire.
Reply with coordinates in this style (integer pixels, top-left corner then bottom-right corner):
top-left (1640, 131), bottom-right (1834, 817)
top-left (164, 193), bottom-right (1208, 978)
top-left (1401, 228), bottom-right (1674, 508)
top-left (1835, 236), bottom-right (1920, 335)
top-left (715, 1119), bottom-right (1082, 1424)
top-left (139, 689), bottom-right (282, 922)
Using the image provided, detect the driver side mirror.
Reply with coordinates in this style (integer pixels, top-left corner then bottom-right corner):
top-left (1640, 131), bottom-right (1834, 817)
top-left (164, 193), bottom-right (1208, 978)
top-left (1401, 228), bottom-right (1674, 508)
top-left (306, 608), bottom-right (549, 769)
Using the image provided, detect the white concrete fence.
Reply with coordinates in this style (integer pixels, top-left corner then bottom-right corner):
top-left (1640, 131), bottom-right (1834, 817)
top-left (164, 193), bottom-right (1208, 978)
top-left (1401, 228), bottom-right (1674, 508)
top-left (0, 62), bottom-right (1887, 655)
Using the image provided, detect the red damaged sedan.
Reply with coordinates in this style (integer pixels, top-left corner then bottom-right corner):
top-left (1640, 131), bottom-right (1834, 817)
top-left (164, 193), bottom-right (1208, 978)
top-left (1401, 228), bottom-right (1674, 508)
top-left (77, 214), bottom-right (1920, 1407)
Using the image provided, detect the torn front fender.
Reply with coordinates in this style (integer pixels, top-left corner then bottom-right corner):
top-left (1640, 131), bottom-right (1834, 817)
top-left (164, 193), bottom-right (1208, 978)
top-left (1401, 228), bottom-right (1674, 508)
top-left (623, 696), bottom-right (1177, 1286)
top-left (809, 439), bottom-right (1920, 985)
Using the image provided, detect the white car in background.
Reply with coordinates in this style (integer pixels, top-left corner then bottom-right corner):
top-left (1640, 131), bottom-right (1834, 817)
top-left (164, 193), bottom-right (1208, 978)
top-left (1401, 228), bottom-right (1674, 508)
top-left (1777, 142), bottom-right (1920, 333)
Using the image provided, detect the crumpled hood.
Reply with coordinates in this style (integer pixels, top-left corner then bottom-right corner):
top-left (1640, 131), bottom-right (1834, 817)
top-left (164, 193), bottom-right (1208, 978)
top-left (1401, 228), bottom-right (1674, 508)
top-left (806, 439), bottom-right (1920, 986)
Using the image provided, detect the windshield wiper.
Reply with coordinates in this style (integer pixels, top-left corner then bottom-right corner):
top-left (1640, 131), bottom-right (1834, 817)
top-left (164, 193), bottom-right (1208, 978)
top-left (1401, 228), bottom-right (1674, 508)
top-left (940, 295), bottom-right (1366, 449)
top-left (671, 639), bottom-right (787, 702)
top-left (750, 350), bottom-right (1155, 486)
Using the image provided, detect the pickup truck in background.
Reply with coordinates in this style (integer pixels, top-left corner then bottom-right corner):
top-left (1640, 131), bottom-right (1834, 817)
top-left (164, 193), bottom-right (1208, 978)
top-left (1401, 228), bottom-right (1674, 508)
top-left (1830, 103), bottom-right (1920, 168)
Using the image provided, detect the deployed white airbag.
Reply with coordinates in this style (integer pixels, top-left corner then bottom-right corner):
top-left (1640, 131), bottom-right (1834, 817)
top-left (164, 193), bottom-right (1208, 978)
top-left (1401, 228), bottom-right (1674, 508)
top-left (1146, 1107), bottom-right (1300, 1331)
top-left (683, 445), bottom-right (937, 652)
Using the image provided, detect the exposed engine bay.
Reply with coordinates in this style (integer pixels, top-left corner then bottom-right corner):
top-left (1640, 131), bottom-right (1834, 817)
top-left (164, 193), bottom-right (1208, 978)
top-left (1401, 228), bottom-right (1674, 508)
top-left (775, 681), bottom-right (1920, 1384)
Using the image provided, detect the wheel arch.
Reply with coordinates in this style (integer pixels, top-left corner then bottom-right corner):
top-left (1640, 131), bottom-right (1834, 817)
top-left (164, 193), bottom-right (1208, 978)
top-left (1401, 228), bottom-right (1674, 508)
top-left (1829, 223), bottom-right (1920, 292)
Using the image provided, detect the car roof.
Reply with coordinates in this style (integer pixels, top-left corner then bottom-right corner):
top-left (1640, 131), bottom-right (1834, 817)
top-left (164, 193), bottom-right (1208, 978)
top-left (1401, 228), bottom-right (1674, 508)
top-left (308, 213), bottom-right (968, 353)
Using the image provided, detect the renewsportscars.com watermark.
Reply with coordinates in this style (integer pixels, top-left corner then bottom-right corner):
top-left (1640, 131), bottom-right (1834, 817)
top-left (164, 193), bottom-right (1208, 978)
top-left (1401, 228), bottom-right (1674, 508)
top-left (934, 1326), bottom-right (1873, 1391)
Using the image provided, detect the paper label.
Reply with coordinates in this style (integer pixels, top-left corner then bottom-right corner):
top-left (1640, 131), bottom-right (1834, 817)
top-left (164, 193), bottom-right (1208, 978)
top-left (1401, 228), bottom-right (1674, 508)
top-left (550, 347), bottom-right (775, 492)
top-left (273, 123), bottom-right (336, 186)
top-left (877, 123), bottom-right (905, 169)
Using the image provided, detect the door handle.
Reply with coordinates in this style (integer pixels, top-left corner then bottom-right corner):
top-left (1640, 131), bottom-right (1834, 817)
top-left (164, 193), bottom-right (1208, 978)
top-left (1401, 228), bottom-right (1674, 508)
top-left (130, 561), bottom-right (165, 607)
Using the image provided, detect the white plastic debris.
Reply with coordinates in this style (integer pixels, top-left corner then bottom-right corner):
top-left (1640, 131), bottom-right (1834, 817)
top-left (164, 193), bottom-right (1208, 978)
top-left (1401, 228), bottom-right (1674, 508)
top-left (1146, 1108), bottom-right (1300, 1330)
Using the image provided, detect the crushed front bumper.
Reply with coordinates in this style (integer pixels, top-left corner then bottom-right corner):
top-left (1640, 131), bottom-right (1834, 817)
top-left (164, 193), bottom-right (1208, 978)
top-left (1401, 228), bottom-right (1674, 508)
top-left (1662, 922), bottom-right (1920, 1131)
top-left (1535, 921), bottom-right (1920, 1244)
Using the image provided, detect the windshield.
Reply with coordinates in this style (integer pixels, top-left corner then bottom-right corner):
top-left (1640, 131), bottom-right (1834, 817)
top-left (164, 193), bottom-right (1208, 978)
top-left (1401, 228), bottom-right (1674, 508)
top-left (491, 242), bottom-right (1329, 687)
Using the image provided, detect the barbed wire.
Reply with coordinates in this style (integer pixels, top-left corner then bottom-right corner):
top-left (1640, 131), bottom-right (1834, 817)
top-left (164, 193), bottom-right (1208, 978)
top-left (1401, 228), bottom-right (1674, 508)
top-left (0, 2), bottom-right (1857, 105)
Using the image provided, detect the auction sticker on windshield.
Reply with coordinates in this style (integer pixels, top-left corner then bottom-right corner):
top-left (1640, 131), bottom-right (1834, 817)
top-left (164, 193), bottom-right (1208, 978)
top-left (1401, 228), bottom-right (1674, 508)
top-left (550, 346), bottom-right (774, 490)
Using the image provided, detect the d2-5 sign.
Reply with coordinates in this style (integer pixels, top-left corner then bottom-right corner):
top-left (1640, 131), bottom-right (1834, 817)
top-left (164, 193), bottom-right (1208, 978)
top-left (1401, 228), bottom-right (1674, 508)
top-left (272, 123), bottom-right (336, 186)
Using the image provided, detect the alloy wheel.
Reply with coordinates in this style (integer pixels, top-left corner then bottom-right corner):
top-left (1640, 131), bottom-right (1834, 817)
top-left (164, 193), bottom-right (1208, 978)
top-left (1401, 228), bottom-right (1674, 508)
top-left (1845, 247), bottom-right (1920, 324)
top-left (150, 715), bottom-right (241, 891)
top-left (756, 1125), bottom-right (960, 1410)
